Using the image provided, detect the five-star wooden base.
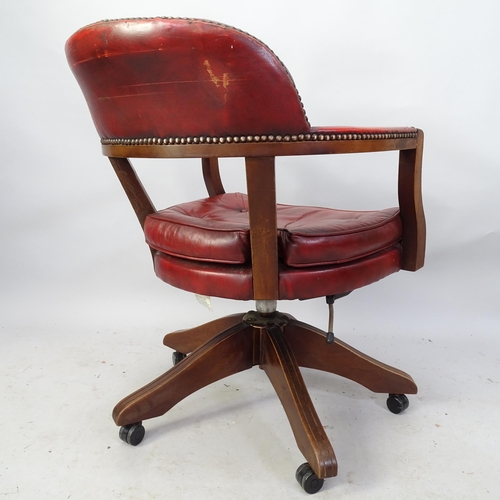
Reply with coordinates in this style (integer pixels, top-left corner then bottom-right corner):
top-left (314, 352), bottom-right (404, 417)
top-left (112, 311), bottom-right (417, 488)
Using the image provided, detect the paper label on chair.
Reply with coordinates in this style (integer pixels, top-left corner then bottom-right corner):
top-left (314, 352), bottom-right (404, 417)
top-left (195, 294), bottom-right (213, 311)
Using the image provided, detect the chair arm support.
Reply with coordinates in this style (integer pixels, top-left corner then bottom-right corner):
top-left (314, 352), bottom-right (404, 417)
top-left (245, 156), bottom-right (279, 300)
top-left (202, 157), bottom-right (225, 196)
top-left (108, 157), bottom-right (156, 229)
top-left (397, 129), bottom-right (426, 271)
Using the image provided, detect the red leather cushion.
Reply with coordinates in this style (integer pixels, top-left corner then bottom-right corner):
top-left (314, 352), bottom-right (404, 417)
top-left (66, 18), bottom-right (310, 139)
top-left (277, 205), bottom-right (401, 267)
top-left (153, 246), bottom-right (401, 301)
top-left (145, 193), bottom-right (251, 264)
top-left (144, 193), bottom-right (402, 267)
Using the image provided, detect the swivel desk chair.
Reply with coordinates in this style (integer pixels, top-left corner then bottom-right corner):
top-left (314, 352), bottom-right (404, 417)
top-left (66, 18), bottom-right (425, 494)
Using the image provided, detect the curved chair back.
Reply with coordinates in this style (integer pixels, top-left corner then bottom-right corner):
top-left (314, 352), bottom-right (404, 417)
top-left (66, 17), bottom-right (310, 140)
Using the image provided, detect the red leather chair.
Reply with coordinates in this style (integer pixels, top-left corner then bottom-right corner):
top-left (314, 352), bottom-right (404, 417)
top-left (66, 18), bottom-right (425, 494)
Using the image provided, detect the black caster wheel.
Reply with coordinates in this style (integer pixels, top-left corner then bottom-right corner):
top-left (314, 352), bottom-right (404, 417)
top-left (172, 351), bottom-right (187, 366)
top-left (119, 422), bottom-right (145, 446)
top-left (387, 394), bottom-right (410, 414)
top-left (296, 462), bottom-right (324, 494)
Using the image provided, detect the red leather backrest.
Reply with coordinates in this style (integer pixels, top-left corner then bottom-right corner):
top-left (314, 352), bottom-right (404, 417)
top-left (66, 18), bottom-right (310, 139)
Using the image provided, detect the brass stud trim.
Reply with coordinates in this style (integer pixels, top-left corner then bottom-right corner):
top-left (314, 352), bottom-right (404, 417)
top-left (101, 130), bottom-right (418, 146)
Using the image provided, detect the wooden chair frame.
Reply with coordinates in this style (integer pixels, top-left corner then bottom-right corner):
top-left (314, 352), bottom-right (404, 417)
top-left (105, 131), bottom-right (425, 483)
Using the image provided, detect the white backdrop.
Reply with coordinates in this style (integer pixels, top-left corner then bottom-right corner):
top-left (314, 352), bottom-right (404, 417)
top-left (1, 0), bottom-right (498, 333)
top-left (1, 0), bottom-right (499, 339)
top-left (1, 1), bottom-right (499, 498)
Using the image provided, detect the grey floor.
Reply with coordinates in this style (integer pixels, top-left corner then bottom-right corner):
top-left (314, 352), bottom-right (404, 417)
top-left (2, 259), bottom-right (499, 500)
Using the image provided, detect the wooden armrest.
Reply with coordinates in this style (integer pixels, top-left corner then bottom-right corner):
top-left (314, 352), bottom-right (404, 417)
top-left (101, 128), bottom-right (418, 159)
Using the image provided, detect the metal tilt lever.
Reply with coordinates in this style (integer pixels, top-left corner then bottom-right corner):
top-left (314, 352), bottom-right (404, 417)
top-left (325, 295), bottom-right (335, 344)
top-left (325, 292), bottom-right (352, 344)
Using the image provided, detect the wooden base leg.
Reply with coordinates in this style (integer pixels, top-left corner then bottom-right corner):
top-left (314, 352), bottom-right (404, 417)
top-left (163, 313), bottom-right (246, 354)
top-left (260, 324), bottom-right (338, 480)
top-left (113, 322), bottom-right (254, 426)
top-left (285, 319), bottom-right (417, 395)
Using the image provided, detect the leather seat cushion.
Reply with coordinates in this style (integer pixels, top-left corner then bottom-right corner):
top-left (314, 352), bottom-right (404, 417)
top-left (144, 193), bottom-right (402, 267)
top-left (153, 246), bottom-right (402, 301)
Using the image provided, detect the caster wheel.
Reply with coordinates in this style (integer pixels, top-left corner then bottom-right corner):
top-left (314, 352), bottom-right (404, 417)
top-left (296, 462), bottom-right (324, 494)
top-left (172, 351), bottom-right (187, 366)
top-left (387, 394), bottom-right (410, 414)
top-left (119, 422), bottom-right (145, 446)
